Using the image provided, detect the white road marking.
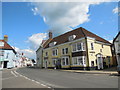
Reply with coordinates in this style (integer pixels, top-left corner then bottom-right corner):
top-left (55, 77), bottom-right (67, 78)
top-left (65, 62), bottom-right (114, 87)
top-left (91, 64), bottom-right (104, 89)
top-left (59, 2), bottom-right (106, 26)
top-left (41, 84), bottom-right (46, 86)
top-left (14, 70), bottom-right (52, 89)
top-left (11, 71), bottom-right (18, 77)
top-left (48, 87), bottom-right (51, 88)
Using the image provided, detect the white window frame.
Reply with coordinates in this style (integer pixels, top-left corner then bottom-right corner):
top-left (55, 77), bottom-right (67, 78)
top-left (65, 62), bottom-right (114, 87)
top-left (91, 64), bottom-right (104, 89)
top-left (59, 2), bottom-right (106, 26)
top-left (91, 43), bottom-right (94, 50)
top-left (52, 58), bottom-right (57, 66)
top-left (61, 57), bottom-right (69, 66)
top-left (52, 48), bottom-right (58, 56)
top-left (45, 52), bottom-right (48, 57)
top-left (0, 50), bottom-right (4, 56)
top-left (72, 42), bottom-right (85, 52)
top-left (72, 56), bottom-right (86, 66)
top-left (0, 42), bottom-right (4, 47)
top-left (68, 35), bottom-right (76, 41)
top-left (62, 48), bottom-right (68, 55)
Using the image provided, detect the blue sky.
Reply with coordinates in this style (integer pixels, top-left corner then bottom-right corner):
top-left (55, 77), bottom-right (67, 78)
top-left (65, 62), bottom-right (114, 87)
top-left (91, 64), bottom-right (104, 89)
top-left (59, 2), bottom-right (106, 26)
top-left (2, 2), bottom-right (118, 59)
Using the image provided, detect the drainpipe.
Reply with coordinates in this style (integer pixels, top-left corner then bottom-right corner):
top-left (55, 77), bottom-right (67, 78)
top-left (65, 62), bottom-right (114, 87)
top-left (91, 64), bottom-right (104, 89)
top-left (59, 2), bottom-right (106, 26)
top-left (85, 37), bottom-right (90, 70)
top-left (81, 28), bottom-right (89, 70)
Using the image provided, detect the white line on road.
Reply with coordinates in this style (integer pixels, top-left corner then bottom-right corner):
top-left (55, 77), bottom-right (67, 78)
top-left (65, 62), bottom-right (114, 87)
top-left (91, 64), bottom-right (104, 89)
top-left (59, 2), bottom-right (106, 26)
top-left (11, 71), bottom-right (18, 77)
top-left (41, 84), bottom-right (46, 87)
top-left (15, 70), bottom-right (52, 89)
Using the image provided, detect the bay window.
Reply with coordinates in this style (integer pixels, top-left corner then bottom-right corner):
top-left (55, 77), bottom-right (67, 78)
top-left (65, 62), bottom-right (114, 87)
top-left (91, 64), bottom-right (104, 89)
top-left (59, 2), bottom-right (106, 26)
top-left (72, 56), bottom-right (86, 66)
top-left (72, 42), bottom-right (85, 52)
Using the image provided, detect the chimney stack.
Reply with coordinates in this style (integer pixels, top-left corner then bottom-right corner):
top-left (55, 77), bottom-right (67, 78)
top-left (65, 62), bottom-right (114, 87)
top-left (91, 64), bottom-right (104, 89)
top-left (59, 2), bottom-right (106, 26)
top-left (4, 35), bottom-right (8, 42)
top-left (49, 32), bottom-right (52, 39)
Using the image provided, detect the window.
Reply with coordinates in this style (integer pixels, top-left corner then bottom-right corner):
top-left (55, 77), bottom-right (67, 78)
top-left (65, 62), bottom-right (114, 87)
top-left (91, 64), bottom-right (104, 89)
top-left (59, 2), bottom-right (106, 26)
top-left (77, 43), bottom-right (82, 50)
top-left (52, 49), bottom-right (58, 56)
top-left (68, 35), bottom-right (76, 41)
top-left (0, 50), bottom-right (4, 56)
top-left (0, 42), bottom-right (4, 47)
top-left (91, 61), bottom-right (94, 67)
top-left (100, 49), bottom-right (102, 52)
top-left (72, 44), bottom-right (76, 52)
top-left (82, 43), bottom-right (85, 50)
top-left (62, 58), bottom-right (65, 65)
top-left (78, 57), bottom-right (83, 65)
top-left (91, 43), bottom-right (94, 50)
top-left (72, 57), bottom-right (77, 65)
top-left (72, 56), bottom-right (86, 66)
top-left (52, 59), bottom-right (57, 66)
top-left (62, 48), bottom-right (68, 55)
top-left (49, 42), bottom-right (57, 47)
top-left (102, 44), bottom-right (104, 48)
top-left (72, 42), bottom-right (85, 52)
top-left (62, 57), bottom-right (69, 66)
top-left (6, 53), bottom-right (9, 59)
top-left (45, 52), bottom-right (48, 57)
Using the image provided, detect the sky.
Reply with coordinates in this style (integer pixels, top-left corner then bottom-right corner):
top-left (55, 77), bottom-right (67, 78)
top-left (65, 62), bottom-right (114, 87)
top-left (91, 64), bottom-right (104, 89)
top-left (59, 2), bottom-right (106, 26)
top-left (2, 1), bottom-right (119, 59)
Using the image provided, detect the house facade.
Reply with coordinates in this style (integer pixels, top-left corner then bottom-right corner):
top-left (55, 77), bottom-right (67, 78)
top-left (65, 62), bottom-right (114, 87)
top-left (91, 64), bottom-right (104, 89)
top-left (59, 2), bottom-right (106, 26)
top-left (113, 32), bottom-right (120, 73)
top-left (0, 35), bottom-right (16, 69)
top-left (40, 27), bottom-right (114, 70)
top-left (36, 32), bottom-right (53, 68)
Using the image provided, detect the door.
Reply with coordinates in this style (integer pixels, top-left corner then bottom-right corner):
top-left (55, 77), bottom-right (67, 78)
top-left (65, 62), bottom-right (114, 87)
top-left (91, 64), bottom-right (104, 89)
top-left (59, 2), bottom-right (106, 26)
top-left (97, 57), bottom-right (103, 69)
top-left (3, 61), bottom-right (8, 68)
top-left (44, 60), bottom-right (48, 69)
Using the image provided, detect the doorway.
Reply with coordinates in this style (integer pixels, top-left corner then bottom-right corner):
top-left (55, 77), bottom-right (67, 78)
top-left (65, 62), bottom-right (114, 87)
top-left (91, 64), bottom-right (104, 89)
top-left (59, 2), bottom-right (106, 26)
top-left (44, 60), bottom-right (48, 69)
top-left (3, 61), bottom-right (8, 68)
top-left (96, 54), bottom-right (103, 70)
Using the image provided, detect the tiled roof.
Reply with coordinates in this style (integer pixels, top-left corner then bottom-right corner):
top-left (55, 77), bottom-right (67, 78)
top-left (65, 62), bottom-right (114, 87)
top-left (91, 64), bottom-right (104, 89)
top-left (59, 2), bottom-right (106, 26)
top-left (44, 27), bottom-right (111, 49)
top-left (0, 40), bottom-right (16, 54)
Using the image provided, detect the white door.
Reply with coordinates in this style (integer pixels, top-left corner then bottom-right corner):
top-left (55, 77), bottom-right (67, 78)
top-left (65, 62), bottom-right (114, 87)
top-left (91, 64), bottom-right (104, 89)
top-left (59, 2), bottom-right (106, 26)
top-left (44, 60), bottom-right (48, 69)
top-left (97, 57), bottom-right (103, 69)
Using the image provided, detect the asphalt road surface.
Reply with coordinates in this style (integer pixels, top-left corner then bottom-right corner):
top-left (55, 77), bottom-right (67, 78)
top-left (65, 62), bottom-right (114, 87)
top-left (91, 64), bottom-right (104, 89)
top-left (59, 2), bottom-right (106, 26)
top-left (2, 68), bottom-right (50, 88)
top-left (16, 67), bottom-right (118, 88)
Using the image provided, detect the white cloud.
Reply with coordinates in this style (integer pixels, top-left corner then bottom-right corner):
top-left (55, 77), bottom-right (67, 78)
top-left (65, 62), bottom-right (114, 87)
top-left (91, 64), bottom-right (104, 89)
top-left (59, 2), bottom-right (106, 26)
top-left (112, 7), bottom-right (118, 14)
top-left (31, 1), bottom-right (117, 36)
top-left (27, 33), bottom-right (47, 50)
top-left (13, 33), bottom-right (47, 59)
top-left (31, 2), bottom-right (99, 36)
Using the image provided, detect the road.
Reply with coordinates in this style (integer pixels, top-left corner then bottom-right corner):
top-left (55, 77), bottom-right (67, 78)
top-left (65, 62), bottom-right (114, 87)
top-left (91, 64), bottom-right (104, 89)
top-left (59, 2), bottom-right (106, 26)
top-left (2, 68), bottom-right (50, 88)
top-left (16, 67), bottom-right (118, 88)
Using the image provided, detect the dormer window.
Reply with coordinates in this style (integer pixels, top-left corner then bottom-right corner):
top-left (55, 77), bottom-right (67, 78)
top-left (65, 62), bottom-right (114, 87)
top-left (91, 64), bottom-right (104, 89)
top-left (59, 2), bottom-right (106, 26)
top-left (0, 41), bottom-right (4, 47)
top-left (68, 35), bottom-right (76, 41)
top-left (49, 42), bottom-right (57, 47)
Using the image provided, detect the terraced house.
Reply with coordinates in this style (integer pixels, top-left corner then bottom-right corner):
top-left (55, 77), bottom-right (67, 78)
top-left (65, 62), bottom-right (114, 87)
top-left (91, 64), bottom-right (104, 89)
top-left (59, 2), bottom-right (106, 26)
top-left (40, 27), bottom-right (114, 70)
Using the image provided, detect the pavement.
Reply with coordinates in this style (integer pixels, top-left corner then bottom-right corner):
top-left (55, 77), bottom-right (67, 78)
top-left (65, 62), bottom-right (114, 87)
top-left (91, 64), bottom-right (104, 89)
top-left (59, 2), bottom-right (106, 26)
top-left (59, 69), bottom-right (118, 75)
top-left (2, 68), bottom-right (51, 89)
top-left (16, 67), bottom-right (118, 88)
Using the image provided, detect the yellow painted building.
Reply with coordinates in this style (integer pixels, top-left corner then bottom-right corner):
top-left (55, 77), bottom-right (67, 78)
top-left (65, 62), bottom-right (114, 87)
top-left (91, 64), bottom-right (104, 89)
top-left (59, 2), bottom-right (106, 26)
top-left (42, 27), bottom-right (113, 70)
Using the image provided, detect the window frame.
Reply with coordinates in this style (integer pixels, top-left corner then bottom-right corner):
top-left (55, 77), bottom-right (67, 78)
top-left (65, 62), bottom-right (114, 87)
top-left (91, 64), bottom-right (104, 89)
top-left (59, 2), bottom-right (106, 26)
top-left (72, 56), bottom-right (86, 66)
top-left (52, 48), bottom-right (58, 56)
top-left (72, 42), bottom-right (85, 52)
top-left (62, 48), bottom-right (68, 55)
top-left (61, 57), bottom-right (69, 66)
top-left (91, 43), bottom-right (94, 50)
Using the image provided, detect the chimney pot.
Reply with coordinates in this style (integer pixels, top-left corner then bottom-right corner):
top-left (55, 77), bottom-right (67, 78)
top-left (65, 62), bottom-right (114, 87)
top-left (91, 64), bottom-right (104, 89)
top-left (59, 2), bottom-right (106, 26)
top-left (49, 32), bottom-right (52, 39)
top-left (4, 35), bottom-right (8, 42)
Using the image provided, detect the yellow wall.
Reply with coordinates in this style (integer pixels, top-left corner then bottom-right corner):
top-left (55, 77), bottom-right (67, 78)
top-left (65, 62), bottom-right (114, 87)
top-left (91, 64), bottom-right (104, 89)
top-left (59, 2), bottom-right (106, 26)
top-left (43, 37), bottom-right (112, 68)
top-left (87, 38), bottom-right (112, 67)
top-left (43, 39), bottom-right (86, 68)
